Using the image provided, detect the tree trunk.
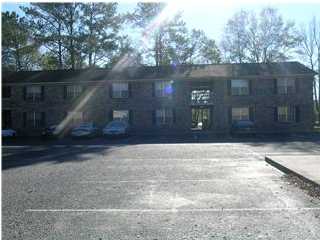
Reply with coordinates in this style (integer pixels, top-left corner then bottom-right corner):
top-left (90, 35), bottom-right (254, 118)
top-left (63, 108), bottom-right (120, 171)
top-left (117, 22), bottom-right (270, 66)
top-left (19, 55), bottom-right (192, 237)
top-left (88, 8), bottom-right (94, 67)
top-left (93, 51), bottom-right (97, 66)
top-left (318, 51), bottom-right (320, 124)
top-left (58, 23), bottom-right (63, 69)
top-left (68, 5), bottom-right (75, 70)
top-left (155, 34), bottom-right (159, 67)
top-left (159, 33), bottom-right (163, 65)
top-left (70, 36), bottom-right (75, 69)
top-left (69, 19), bottom-right (75, 70)
top-left (89, 52), bottom-right (92, 67)
top-left (313, 80), bottom-right (319, 124)
top-left (15, 43), bottom-right (21, 71)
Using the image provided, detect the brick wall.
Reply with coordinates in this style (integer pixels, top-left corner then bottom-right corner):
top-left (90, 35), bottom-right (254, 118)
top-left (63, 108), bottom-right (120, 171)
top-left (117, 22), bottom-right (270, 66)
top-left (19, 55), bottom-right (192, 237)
top-left (2, 76), bottom-right (314, 136)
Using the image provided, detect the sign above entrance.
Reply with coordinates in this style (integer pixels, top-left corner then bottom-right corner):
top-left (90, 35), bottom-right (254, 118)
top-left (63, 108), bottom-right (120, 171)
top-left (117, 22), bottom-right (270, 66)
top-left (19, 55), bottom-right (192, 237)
top-left (190, 90), bottom-right (214, 106)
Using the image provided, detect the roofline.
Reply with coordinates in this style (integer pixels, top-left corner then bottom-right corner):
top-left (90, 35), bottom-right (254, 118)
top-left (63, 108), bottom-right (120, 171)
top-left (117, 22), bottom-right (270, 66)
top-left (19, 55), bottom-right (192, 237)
top-left (2, 61), bottom-right (317, 84)
top-left (2, 60), bottom-right (316, 72)
top-left (2, 73), bottom-right (316, 85)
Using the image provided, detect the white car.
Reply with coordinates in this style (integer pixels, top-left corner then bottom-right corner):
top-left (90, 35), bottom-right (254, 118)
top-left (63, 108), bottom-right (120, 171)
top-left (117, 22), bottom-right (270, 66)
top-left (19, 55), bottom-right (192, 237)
top-left (102, 121), bottom-right (130, 137)
top-left (2, 129), bottom-right (17, 137)
top-left (71, 123), bottom-right (99, 138)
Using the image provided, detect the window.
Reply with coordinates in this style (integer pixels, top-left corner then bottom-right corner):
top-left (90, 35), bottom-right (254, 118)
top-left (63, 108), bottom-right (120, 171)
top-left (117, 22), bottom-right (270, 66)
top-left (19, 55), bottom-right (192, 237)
top-left (2, 110), bottom-right (12, 128)
top-left (113, 110), bottom-right (129, 122)
top-left (277, 79), bottom-right (295, 94)
top-left (26, 86), bottom-right (42, 101)
top-left (112, 83), bottom-right (128, 98)
top-left (66, 85), bottom-right (83, 99)
top-left (277, 106), bottom-right (295, 122)
top-left (155, 81), bottom-right (173, 97)
top-left (232, 107), bottom-right (250, 121)
top-left (2, 86), bottom-right (11, 98)
top-left (67, 111), bottom-right (83, 125)
top-left (231, 80), bottom-right (249, 96)
top-left (26, 112), bottom-right (44, 128)
top-left (155, 109), bottom-right (173, 125)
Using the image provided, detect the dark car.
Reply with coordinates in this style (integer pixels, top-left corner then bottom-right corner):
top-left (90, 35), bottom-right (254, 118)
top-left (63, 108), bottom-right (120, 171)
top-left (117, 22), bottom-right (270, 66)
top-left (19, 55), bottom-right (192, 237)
top-left (41, 125), bottom-right (62, 139)
top-left (231, 120), bottom-right (255, 136)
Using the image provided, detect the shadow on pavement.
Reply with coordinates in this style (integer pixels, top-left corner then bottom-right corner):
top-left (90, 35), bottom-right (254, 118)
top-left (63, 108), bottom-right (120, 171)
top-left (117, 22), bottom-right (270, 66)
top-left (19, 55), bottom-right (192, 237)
top-left (3, 133), bottom-right (320, 145)
top-left (2, 133), bottom-right (320, 170)
top-left (2, 143), bottom-right (122, 170)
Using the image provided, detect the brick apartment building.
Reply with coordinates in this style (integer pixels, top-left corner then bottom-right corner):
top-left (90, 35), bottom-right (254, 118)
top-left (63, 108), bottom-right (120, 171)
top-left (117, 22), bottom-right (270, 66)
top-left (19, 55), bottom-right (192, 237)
top-left (2, 62), bottom-right (317, 136)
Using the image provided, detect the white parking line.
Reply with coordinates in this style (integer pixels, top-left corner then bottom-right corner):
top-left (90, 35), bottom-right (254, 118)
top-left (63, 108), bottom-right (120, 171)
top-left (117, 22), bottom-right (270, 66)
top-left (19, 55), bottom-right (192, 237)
top-left (264, 152), bottom-right (320, 155)
top-left (25, 207), bottom-right (320, 213)
top-left (80, 178), bottom-right (265, 184)
top-left (2, 146), bottom-right (31, 149)
top-left (3, 142), bottom-right (276, 149)
top-left (91, 157), bottom-right (258, 162)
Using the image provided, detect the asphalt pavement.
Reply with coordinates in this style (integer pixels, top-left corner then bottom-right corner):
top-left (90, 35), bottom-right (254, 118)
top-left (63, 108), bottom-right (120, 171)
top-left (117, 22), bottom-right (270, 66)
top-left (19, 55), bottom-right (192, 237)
top-left (2, 137), bottom-right (320, 239)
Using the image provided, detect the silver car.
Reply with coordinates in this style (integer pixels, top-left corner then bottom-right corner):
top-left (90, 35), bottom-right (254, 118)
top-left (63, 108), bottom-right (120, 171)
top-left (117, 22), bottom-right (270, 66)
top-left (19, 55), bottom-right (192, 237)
top-left (71, 122), bottom-right (99, 138)
top-left (102, 121), bottom-right (130, 137)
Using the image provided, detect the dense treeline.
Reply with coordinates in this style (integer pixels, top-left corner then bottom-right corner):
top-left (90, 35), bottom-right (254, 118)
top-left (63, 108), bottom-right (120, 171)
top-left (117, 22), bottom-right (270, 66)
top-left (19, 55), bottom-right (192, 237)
top-left (1, 2), bottom-right (222, 71)
top-left (1, 2), bottom-right (320, 120)
top-left (1, 3), bottom-right (319, 70)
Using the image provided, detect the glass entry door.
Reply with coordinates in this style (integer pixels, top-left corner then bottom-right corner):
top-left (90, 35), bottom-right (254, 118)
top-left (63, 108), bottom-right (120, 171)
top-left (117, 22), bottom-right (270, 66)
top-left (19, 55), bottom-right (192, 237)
top-left (191, 107), bottom-right (211, 130)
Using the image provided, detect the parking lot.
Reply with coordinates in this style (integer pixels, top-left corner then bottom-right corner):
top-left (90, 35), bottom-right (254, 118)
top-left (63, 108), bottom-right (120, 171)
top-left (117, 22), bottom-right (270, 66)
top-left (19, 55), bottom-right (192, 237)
top-left (2, 136), bottom-right (320, 239)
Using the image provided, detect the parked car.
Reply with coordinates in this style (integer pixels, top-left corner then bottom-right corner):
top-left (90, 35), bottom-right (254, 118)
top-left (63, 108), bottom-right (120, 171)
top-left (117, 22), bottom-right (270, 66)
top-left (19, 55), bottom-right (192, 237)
top-left (41, 125), bottom-right (62, 139)
top-left (71, 122), bottom-right (99, 138)
top-left (102, 120), bottom-right (130, 137)
top-left (231, 120), bottom-right (255, 135)
top-left (2, 129), bottom-right (17, 138)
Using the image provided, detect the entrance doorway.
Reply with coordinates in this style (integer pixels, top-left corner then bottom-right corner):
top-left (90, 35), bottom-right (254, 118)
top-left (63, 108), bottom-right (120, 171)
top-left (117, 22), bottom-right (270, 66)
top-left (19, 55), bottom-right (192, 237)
top-left (191, 107), bottom-right (211, 130)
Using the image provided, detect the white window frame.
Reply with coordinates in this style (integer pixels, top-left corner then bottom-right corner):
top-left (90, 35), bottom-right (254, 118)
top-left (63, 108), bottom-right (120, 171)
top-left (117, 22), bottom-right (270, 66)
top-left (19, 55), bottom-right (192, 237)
top-left (277, 106), bottom-right (295, 122)
top-left (277, 79), bottom-right (295, 95)
top-left (26, 85), bottom-right (42, 101)
top-left (66, 85), bottom-right (83, 99)
top-left (232, 107), bottom-right (250, 121)
top-left (156, 109), bottom-right (173, 126)
top-left (113, 110), bottom-right (129, 122)
top-left (231, 80), bottom-right (249, 96)
top-left (155, 81), bottom-right (173, 97)
top-left (27, 112), bottom-right (42, 128)
top-left (112, 82), bottom-right (129, 98)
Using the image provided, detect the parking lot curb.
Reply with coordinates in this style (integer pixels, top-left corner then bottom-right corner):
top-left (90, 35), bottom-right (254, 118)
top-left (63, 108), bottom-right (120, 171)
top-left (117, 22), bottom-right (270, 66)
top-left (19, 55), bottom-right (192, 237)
top-left (265, 156), bottom-right (320, 188)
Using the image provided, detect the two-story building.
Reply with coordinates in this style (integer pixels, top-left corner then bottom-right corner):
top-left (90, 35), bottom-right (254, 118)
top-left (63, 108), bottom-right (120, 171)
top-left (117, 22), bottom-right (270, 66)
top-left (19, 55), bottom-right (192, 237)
top-left (2, 62), bottom-right (316, 136)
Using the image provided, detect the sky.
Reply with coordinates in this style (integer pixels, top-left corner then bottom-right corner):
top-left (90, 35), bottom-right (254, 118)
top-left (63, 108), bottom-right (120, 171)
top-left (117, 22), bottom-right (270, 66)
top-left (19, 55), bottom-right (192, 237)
top-left (2, 1), bottom-right (320, 42)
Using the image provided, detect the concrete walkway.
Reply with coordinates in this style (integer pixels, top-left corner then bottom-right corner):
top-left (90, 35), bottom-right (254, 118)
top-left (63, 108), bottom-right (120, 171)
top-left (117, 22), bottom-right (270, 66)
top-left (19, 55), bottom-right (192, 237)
top-left (266, 155), bottom-right (320, 186)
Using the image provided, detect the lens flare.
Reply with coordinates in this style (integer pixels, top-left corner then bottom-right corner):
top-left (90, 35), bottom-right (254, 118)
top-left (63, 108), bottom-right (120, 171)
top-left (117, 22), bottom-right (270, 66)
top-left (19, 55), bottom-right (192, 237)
top-left (56, 2), bottom-right (182, 136)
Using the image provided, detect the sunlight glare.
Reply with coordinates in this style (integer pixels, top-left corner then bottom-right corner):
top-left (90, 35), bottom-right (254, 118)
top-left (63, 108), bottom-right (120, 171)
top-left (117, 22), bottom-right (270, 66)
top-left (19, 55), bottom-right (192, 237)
top-left (140, 2), bottom-right (181, 53)
top-left (54, 1), bottom-right (185, 135)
